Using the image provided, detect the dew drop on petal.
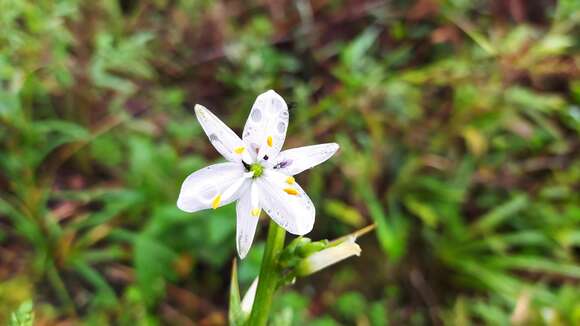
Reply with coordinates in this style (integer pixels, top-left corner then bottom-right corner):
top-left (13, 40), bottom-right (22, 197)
top-left (251, 109), bottom-right (262, 122)
top-left (270, 99), bottom-right (280, 112)
top-left (277, 122), bottom-right (286, 134)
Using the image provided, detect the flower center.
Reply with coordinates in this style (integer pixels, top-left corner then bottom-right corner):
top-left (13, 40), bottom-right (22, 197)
top-left (250, 163), bottom-right (264, 178)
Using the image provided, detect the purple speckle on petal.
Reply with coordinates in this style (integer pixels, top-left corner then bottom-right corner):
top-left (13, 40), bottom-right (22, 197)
top-left (274, 159), bottom-right (292, 169)
top-left (277, 122), bottom-right (286, 133)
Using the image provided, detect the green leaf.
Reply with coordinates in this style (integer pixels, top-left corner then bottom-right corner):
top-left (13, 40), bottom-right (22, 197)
top-left (324, 200), bottom-right (364, 227)
top-left (9, 301), bottom-right (34, 326)
top-left (229, 260), bottom-right (245, 326)
top-left (472, 195), bottom-right (529, 234)
top-left (359, 181), bottom-right (406, 261)
top-left (334, 292), bottom-right (367, 321)
top-left (134, 234), bottom-right (178, 306)
top-left (341, 27), bottom-right (380, 68)
top-left (404, 195), bottom-right (438, 227)
top-left (72, 261), bottom-right (118, 307)
top-left (269, 307), bottom-right (293, 326)
top-left (486, 256), bottom-right (580, 279)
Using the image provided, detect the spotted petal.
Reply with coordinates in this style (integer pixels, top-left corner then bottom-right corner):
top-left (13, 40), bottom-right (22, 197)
top-left (235, 183), bottom-right (261, 259)
top-left (195, 104), bottom-right (249, 162)
top-left (256, 170), bottom-right (315, 235)
top-left (242, 90), bottom-right (288, 163)
top-left (177, 163), bottom-right (248, 213)
top-left (268, 143), bottom-right (339, 175)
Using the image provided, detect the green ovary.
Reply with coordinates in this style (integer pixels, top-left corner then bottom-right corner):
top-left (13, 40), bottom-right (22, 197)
top-left (250, 163), bottom-right (264, 178)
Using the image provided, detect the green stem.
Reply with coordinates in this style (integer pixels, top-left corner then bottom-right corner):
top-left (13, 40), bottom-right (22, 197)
top-left (247, 220), bottom-right (286, 326)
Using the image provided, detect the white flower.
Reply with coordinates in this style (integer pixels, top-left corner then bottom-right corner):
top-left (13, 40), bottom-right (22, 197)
top-left (295, 236), bottom-right (361, 276)
top-left (177, 90), bottom-right (339, 259)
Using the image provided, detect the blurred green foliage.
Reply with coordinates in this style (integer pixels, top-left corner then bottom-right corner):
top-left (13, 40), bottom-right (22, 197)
top-left (1, 0), bottom-right (579, 324)
top-left (8, 300), bottom-right (34, 326)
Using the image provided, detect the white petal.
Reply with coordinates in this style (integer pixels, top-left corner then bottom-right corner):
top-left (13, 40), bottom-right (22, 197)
top-left (242, 90), bottom-right (288, 163)
top-left (268, 143), bottom-right (339, 175)
top-left (222, 171), bottom-right (254, 202)
top-left (177, 163), bottom-right (247, 213)
top-left (236, 187), bottom-right (260, 259)
top-left (250, 181), bottom-right (260, 210)
top-left (195, 104), bottom-right (251, 163)
top-left (257, 170), bottom-right (315, 235)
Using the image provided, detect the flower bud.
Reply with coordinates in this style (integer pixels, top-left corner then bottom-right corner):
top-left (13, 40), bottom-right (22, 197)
top-left (241, 277), bottom-right (258, 315)
top-left (296, 239), bottom-right (329, 257)
top-left (295, 236), bottom-right (361, 276)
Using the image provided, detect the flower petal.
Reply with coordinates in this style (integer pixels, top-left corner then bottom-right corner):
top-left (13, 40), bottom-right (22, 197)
top-left (257, 170), bottom-right (315, 235)
top-left (177, 163), bottom-right (248, 213)
top-left (235, 185), bottom-right (260, 259)
top-left (242, 90), bottom-right (288, 163)
top-left (195, 104), bottom-right (249, 162)
top-left (269, 143), bottom-right (339, 175)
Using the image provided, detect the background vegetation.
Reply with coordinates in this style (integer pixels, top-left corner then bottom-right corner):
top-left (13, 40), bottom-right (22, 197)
top-left (1, 0), bottom-right (579, 324)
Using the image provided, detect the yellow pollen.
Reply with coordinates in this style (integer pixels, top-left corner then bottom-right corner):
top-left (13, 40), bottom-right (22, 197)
top-left (286, 176), bottom-right (295, 184)
top-left (283, 188), bottom-right (299, 195)
top-left (234, 146), bottom-right (245, 154)
top-left (211, 195), bottom-right (222, 209)
top-left (251, 208), bottom-right (261, 217)
top-left (267, 136), bottom-right (273, 147)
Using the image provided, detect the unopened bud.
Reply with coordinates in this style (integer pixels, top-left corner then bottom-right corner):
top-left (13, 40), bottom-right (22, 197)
top-left (295, 236), bottom-right (361, 276)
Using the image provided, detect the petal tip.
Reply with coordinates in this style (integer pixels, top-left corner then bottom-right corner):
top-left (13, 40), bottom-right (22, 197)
top-left (194, 103), bottom-right (205, 112)
top-left (258, 89), bottom-right (284, 102)
top-left (194, 104), bottom-right (210, 119)
top-left (237, 244), bottom-right (249, 259)
top-left (176, 197), bottom-right (191, 213)
top-left (300, 223), bottom-right (315, 235)
top-left (331, 143), bottom-right (340, 152)
top-left (176, 189), bottom-right (203, 213)
top-left (289, 218), bottom-right (315, 236)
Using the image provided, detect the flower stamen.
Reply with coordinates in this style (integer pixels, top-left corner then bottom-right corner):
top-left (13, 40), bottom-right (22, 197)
top-left (251, 208), bottom-right (261, 217)
top-left (212, 194), bottom-right (222, 209)
top-left (283, 188), bottom-right (298, 195)
top-left (267, 136), bottom-right (273, 147)
top-left (286, 176), bottom-right (295, 185)
top-left (234, 146), bottom-right (245, 154)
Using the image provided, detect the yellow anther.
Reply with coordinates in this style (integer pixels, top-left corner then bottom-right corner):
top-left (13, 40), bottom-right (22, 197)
top-left (234, 146), bottom-right (245, 154)
top-left (267, 136), bottom-right (273, 147)
top-left (251, 208), bottom-right (261, 217)
top-left (286, 176), bottom-right (295, 184)
top-left (211, 195), bottom-right (222, 209)
top-left (283, 188), bottom-right (298, 195)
